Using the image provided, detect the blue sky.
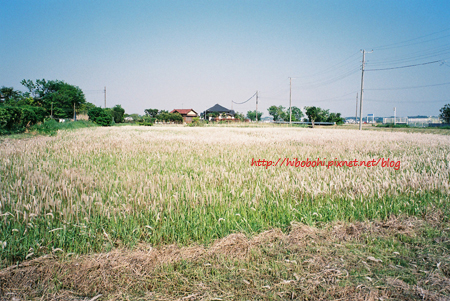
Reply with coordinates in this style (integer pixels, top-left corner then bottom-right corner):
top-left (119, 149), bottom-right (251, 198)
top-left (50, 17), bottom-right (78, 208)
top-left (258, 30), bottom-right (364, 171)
top-left (2, 0), bottom-right (450, 118)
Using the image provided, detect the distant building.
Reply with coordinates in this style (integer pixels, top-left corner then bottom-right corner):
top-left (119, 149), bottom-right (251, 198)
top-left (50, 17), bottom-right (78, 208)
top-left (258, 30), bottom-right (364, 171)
top-left (382, 116), bottom-right (441, 127)
top-left (204, 104), bottom-right (235, 121)
top-left (170, 109), bottom-right (198, 124)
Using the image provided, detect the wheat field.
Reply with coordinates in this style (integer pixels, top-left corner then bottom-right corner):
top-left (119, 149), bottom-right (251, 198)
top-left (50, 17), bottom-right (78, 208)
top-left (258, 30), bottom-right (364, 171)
top-left (1, 126), bottom-right (449, 264)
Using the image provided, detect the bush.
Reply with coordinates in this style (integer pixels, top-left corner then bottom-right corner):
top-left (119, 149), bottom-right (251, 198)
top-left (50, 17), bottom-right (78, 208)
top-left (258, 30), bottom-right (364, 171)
top-left (32, 119), bottom-right (98, 136)
top-left (138, 121), bottom-right (153, 126)
top-left (376, 123), bottom-right (410, 128)
top-left (0, 105), bottom-right (48, 135)
top-left (187, 117), bottom-right (204, 127)
top-left (156, 112), bottom-right (183, 123)
top-left (88, 107), bottom-right (113, 126)
top-left (138, 115), bottom-right (155, 126)
top-left (32, 118), bottom-right (59, 136)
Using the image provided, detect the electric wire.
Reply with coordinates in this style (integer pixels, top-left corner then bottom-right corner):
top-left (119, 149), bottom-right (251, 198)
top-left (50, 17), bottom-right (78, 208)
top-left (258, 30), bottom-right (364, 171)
top-left (292, 51), bottom-right (361, 79)
top-left (372, 28), bottom-right (450, 50)
top-left (365, 98), bottom-right (449, 104)
top-left (365, 59), bottom-right (443, 71)
top-left (306, 91), bottom-right (359, 103)
top-left (367, 45), bottom-right (450, 66)
top-left (366, 81), bottom-right (450, 91)
top-left (232, 92), bottom-right (257, 105)
top-left (295, 67), bottom-right (360, 89)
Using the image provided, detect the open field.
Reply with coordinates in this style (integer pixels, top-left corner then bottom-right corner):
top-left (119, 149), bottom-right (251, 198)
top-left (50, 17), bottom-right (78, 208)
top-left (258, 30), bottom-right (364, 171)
top-left (1, 125), bottom-right (450, 300)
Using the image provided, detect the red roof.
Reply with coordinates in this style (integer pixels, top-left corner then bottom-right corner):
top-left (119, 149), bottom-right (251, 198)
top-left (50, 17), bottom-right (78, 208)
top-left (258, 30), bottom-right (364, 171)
top-left (170, 109), bottom-right (197, 115)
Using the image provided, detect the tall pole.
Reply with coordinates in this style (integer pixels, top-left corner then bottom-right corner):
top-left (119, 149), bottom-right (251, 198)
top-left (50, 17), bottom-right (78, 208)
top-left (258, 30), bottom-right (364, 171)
top-left (359, 50), bottom-right (372, 130)
top-left (255, 91), bottom-right (259, 122)
top-left (289, 77), bottom-right (292, 125)
top-left (73, 102), bottom-right (76, 121)
top-left (104, 86), bottom-right (106, 108)
top-left (355, 93), bottom-right (358, 123)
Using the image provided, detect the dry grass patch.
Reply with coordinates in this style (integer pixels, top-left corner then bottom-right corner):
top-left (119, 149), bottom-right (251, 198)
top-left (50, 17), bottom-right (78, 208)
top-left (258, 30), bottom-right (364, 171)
top-left (2, 215), bottom-right (449, 300)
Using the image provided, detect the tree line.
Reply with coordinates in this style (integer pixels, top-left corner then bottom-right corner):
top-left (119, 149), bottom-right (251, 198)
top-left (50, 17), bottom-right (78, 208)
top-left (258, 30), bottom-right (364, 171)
top-left (0, 79), bottom-right (126, 134)
top-left (266, 105), bottom-right (345, 126)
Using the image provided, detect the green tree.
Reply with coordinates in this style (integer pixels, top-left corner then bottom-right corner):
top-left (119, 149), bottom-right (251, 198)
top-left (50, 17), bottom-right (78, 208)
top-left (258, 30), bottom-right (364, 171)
top-left (246, 111), bottom-right (263, 121)
top-left (144, 108), bottom-right (159, 118)
top-left (440, 104), bottom-right (450, 123)
top-left (305, 106), bottom-right (345, 127)
top-left (79, 102), bottom-right (97, 115)
top-left (21, 79), bottom-right (86, 119)
top-left (290, 106), bottom-right (304, 121)
top-left (305, 106), bottom-right (329, 127)
top-left (156, 112), bottom-right (183, 123)
top-left (0, 87), bottom-right (23, 103)
top-left (326, 112), bottom-right (345, 125)
top-left (111, 105), bottom-right (125, 123)
top-left (268, 105), bottom-right (288, 121)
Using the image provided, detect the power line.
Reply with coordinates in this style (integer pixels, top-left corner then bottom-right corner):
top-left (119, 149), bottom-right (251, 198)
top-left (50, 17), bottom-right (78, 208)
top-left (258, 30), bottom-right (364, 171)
top-left (367, 45), bottom-right (450, 67)
top-left (292, 51), bottom-right (360, 79)
top-left (232, 92), bottom-right (257, 105)
top-left (372, 28), bottom-right (450, 50)
top-left (365, 59), bottom-right (443, 71)
top-left (295, 67), bottom-right (360, 89)
top-left (365, 98), bottom-right (449, 104)
top-left (368, 50), bottom-right (450, 67)
top-left (301, 91), bottom-right (359, 103)
top-left (366, 81), bottom-right (450, 91)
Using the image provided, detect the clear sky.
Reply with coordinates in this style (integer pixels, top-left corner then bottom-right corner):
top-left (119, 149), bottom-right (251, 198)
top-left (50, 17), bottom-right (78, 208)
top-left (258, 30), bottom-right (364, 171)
top-left (2, 0), bottom-right (450, 118)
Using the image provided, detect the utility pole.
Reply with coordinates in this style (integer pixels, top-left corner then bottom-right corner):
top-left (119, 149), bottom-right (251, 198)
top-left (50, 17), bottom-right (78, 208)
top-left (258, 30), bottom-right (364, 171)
top-left (359, 49), bottom-right (372, 130)
top-left (355, 93), bottom-right (358, 123)
top-left (104, 86), bottom-right (106, 108)
top-left (73, 102), bottom-right (76, 121)
top-left (289, 77), bottom-right (292, 125)
top-left (255, 90), bottom-right (259, 122)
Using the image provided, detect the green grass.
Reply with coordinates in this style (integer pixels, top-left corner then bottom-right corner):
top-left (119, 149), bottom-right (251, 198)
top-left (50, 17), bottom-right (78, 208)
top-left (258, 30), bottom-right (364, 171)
top-left (1, 191), bottom-right (448, 265)
top-left (31, 119), bottom-right (98, 135)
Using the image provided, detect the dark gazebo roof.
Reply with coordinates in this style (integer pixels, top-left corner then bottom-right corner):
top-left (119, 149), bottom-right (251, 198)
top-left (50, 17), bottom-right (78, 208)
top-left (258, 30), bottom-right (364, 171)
top-left (205, 104), bottom-right (235, 115)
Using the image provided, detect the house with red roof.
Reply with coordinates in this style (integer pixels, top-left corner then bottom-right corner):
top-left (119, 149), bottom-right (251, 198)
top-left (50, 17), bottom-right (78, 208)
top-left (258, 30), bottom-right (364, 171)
top-left (170, 109), bottom-right (198, 124)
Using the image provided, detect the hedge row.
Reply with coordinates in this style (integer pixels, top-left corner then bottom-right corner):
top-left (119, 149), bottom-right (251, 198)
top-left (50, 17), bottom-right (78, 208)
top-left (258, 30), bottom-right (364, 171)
top-left (0, 105), bottom-right (47, 135)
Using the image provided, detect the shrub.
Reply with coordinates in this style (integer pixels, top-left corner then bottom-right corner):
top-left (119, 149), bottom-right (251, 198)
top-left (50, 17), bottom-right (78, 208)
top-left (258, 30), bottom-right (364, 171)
top-left (376, 124), bottom-right (410, 128)
top-left (0, 105), bottom-right (48, 135)
top-left (187, 117), bottom-right (204, 127)
top-left (31, 119), bottom-right (98, 136)
top-left (32, 118), bottom-right (59, 136)
top-left (88, 107), bottom-right (113, 126)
